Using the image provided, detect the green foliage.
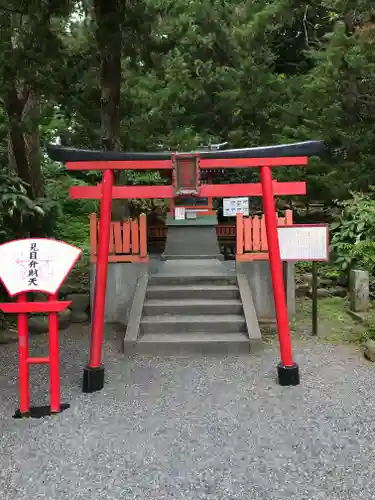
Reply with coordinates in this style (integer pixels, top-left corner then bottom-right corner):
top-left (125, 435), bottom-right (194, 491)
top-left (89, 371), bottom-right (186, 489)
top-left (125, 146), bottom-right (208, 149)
top-left (55, 214), bottom-right (91, 252)
top-left (362, 324), bottom-right (375, 343)
top-left (331, 192), bottom-right (375, 278)
top-left (43, 159), bottom-right (98, 216)
top-left (0, 173), bottom-right (56, 242)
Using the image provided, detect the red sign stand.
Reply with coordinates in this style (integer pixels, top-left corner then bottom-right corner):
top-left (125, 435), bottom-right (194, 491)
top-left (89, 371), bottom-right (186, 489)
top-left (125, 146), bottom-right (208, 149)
top-left (0, 294), bottom-right (72, 418)
top-left (0, 238), bottom-right (81, 418)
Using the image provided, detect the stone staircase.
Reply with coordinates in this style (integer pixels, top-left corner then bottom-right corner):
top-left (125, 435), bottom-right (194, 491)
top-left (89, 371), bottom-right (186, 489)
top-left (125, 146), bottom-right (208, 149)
top-left (124, 259), bottom-right (262, 354)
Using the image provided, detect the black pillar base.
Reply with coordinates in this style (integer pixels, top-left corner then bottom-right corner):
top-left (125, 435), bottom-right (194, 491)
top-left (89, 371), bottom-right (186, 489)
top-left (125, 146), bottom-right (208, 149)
top-left (82, 365), bottom-right (105, 393)
top-left (13, 403), bottom-right (70, 419)
top-left (277, 362), bottom-right (300, 386)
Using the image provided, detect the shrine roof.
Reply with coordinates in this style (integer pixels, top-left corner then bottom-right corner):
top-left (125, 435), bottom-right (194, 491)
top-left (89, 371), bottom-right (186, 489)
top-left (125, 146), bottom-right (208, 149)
top-left (47, 140), bottom-right (325, 163)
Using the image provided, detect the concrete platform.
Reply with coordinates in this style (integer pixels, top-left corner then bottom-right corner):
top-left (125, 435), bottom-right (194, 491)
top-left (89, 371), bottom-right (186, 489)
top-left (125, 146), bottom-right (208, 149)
top-left (163, 226), bottom-right (222, 260)
top-left (124, 258), bottom-right (262, 354)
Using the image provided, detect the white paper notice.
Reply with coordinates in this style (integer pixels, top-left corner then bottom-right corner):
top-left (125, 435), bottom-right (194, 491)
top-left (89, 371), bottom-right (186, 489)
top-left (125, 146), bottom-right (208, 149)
top-left (223, 197), bottom-right (249, 217)
top-left (0, 239), bottom-right (82, 296)
top-left (175, 207), bottom-right (186, 220)
top-left (278, 226), bottom-right (328, 261)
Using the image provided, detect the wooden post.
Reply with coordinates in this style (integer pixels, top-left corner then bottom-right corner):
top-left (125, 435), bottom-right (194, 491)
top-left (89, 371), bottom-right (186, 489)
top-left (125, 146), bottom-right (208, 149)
top-left (131, 219), bottom-right (139, 254)
top-left (236, 212), bottom-right (244, 257)
top-left (89, 213), bottom-right (97, 264)
top-left (139, 214), bottom-right (147, 258)
top-left (312, 261), bottom-right (318, 336)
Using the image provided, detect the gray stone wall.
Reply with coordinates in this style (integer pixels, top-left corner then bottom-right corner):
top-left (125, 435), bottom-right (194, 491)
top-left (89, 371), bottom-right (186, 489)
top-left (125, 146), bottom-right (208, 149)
top-left (90, 262), bottom-right (148, 326)
top-left (236, 261), bottom-right (295, 323)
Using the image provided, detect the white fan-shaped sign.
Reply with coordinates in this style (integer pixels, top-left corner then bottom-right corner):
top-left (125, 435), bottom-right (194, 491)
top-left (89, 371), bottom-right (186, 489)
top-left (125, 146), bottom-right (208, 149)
top-left (0, 239), bottom-right (82, 296)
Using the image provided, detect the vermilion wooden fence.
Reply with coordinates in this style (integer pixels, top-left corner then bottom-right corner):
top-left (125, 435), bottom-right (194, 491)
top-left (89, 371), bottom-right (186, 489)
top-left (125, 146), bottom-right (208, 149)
top-left (90, 213), bottom-right (148, 263)
top-left (236, 210), bottom-right (293, 261)
top-left (89, 211), bottom-right (292, 262)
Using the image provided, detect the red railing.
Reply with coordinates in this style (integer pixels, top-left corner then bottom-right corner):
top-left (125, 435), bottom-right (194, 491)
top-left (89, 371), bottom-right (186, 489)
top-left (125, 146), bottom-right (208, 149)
top-left (216, 225), bottom-right (236, 237)
top-left (236, 210), bottom-right (293, 261)
top-left (147, 224), bottom-right (236, 240)
top-left (148, 226), bottom-right (167, 239)
top-left (90, 213), bottom-right (148, 263)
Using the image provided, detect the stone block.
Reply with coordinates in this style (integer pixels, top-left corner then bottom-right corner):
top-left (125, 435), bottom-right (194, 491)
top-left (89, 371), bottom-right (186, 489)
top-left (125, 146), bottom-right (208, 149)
top-left (296, 284), bottom-right (309, 297)
top-left (307, 288), bottom-right (330, 298)
top-left (32, 292), bottom-right (48, 302)
top-left (364, 340), bottom-right (375, 362)
top-left (58, 309), bottom-right (72, 330)
top-left (302, 273), bottom-right (314, 285)
top-left (350, 269), bottom-right (369, 313)
top-left (71, 311), bottom-right (89, 323)
top-left (0, 330), bottom-right (18, 344)
top-left (29, 316), bottom-right (49, 335)
top-left (329, 286), bottom-right (347, 298)
top-left (67, 293), bottom-right (90, 313)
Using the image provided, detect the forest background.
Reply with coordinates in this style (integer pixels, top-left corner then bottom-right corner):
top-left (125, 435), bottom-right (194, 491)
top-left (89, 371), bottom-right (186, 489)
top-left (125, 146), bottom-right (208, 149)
top-left (0, 0), bottom-right (375, 291)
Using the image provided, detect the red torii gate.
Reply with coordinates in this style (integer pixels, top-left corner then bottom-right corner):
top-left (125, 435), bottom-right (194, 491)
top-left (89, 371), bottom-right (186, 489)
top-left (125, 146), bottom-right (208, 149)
top-left (48, 140), bottom-right (325, 391)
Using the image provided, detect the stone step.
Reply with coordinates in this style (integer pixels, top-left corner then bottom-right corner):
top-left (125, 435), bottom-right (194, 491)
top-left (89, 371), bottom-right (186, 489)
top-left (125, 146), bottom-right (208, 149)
top-left (162, 254), bottom-right (224, 260)
top-left (140, 314), bottom-right (246, 334)
top-left (146, 284), bottom-right (240, 300)
top-left (149, 274), bottom-right (237, 286)
top-left (127, 333), bottom-right (251, 354)
top-left (143, 299), bottom-right (243, 316)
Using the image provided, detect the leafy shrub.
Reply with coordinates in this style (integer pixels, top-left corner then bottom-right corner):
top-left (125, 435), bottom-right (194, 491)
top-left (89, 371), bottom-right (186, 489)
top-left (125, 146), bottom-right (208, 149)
top-left (331, 191), bottom-right (375, 281)
top-left (43, 160), bottom-right (98, 216)
top-left (55, 215), bottom-right (91, 251)
top-left (0, 172), bottom-right (60, 242)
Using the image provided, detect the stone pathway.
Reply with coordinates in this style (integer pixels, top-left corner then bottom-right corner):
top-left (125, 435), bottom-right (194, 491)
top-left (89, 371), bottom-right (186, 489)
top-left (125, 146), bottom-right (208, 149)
top-left (1, 326), bottom-right (375, 500)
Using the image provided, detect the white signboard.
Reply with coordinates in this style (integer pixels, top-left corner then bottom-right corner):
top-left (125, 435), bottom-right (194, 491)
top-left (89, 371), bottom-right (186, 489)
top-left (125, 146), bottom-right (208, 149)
top-left (223, 197), bottom-right (249, 217)
top-left (278, 225), bottom-right (328, 261)
top-left (186, 211), bottom-right (197, 220)
top-left (0, 239), bottom-right (82, 296)
top-left (175, 207), bottom-right (186, 220)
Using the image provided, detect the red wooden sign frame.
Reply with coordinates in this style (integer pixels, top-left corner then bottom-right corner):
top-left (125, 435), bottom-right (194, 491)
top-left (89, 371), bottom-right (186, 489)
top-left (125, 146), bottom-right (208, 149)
top-left (0, 239), bottom-right (81, 418)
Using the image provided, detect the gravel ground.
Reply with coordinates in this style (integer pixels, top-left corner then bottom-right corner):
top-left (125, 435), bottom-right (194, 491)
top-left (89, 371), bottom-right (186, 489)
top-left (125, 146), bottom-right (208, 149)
top-left (1, 327), bottom-right (375, 500)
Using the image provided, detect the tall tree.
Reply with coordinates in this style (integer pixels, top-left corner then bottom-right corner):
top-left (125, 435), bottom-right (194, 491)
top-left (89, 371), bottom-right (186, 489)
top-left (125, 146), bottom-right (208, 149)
top-left (0, 1), bottom-right (72, 200)
top-left (94, 0), bottom-right (121, 151)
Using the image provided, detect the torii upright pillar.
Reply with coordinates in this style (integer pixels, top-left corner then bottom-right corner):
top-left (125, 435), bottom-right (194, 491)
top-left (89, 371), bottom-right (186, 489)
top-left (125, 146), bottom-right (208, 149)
top-left (83, 169), bottom-right (114, 392)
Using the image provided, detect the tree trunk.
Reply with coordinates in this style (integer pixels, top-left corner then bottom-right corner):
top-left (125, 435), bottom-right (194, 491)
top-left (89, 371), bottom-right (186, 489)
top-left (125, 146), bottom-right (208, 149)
top-left (94, 0), bottom-right (129, 220)
top-left (4, 84), bottom-right (44, 200)
top-left (8, 134), bottom-right (17, 174)
top-left (22, 85), bottom-right (44, 198)
top-left (94, 0), bottom-right (122, 149)
top-left (4, 87), bottom-right (30, 186)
